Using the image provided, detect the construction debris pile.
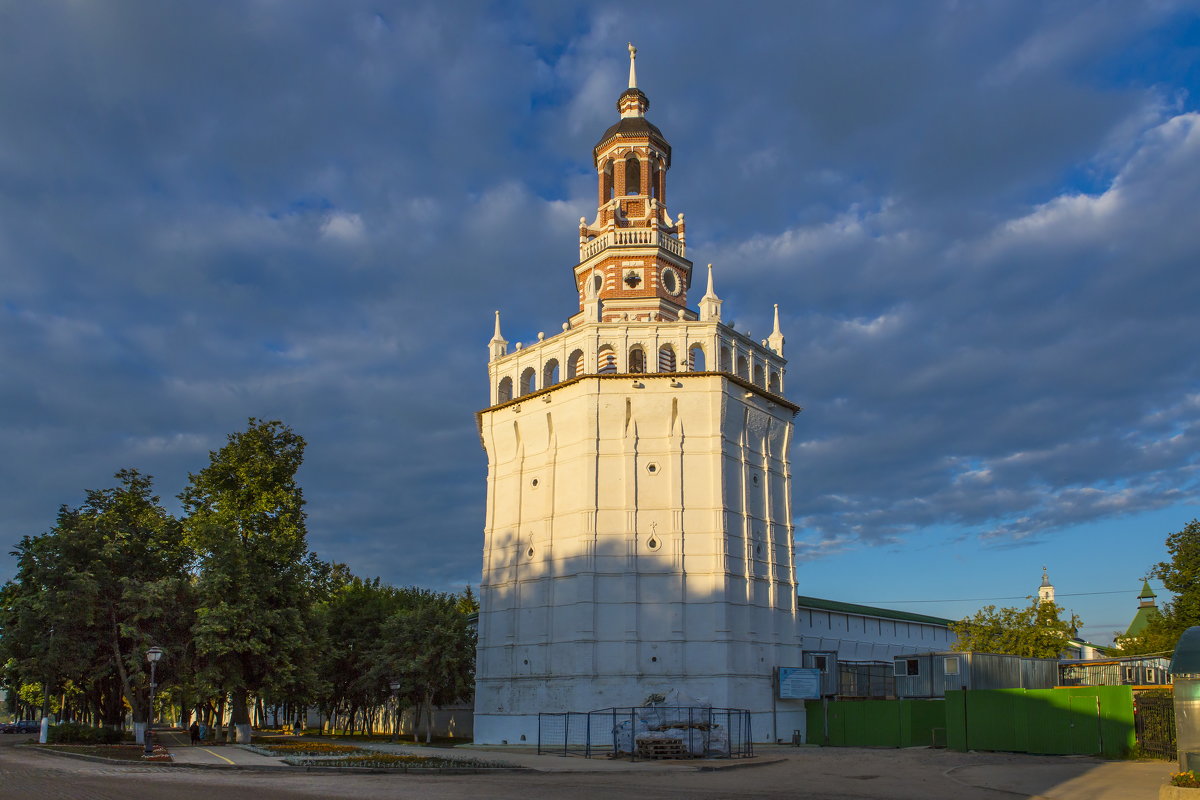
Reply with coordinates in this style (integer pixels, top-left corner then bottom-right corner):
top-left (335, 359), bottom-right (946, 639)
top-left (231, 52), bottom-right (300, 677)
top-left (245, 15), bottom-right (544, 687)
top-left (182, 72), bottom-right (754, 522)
top-left (613, 689), bottom-right (731, 758)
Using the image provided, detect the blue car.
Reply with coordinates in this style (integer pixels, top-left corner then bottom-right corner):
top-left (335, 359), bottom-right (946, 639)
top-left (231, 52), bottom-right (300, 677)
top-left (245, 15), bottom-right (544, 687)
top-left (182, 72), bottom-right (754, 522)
top-left (1, 720), bottom-right (39, 734)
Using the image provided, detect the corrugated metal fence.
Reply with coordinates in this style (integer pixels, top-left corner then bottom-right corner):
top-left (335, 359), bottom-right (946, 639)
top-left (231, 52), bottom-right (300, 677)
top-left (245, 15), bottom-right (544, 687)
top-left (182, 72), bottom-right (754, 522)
top-left (807, 686), bottom-right (1137, 759)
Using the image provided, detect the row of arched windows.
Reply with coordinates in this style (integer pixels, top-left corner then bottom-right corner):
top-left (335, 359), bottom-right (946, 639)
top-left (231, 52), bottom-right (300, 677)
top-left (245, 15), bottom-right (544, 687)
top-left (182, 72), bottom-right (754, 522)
top-left (600, 154), bottom-right (664, 200)
top-left (496, 342), bottom-right (782, 403)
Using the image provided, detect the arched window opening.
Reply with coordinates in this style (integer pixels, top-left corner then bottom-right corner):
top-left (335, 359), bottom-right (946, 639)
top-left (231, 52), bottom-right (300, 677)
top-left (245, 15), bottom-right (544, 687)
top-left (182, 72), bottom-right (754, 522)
top-left (658, 344), bottom-right (676, 372)
top-left (567, 349), bottom-right (585, 379)
top-left (736, 355), bottom-right (749, 379)
top-left (519, 367), bottom-right (536, 396)
top-left (753, 363), bottom-right (765, 387)
top-left (720, 346), bottom-right (732, 373)
top-left (543, 359), bottom-right (560, 388)
top-left (689, 344), bottom-right (706, 372)
top-left (625, 156), bottom-right (641, 196)
top-left (769, 370), bottom-right (781, 393)
top-left (602, 161), bottom-right (614, 201)
top-left (597, 345), bottom-right (617, 374)
top-left (497, 376), bottom-right (513, 403)
top-left (650, 164), bottom-right (660, 199)
top-left (628, 346), bottom-right (647, 374)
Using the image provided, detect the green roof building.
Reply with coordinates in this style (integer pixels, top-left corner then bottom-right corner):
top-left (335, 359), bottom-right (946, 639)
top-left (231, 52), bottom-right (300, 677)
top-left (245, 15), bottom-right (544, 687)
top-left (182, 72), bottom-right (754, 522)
top-left (1124, 580), bottom-right (1160, 639)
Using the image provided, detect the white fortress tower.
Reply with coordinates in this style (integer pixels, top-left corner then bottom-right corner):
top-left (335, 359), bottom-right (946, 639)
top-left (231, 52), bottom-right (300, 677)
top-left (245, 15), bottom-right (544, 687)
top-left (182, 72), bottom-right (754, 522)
top-left (474, 46), bottom-right (803, 744)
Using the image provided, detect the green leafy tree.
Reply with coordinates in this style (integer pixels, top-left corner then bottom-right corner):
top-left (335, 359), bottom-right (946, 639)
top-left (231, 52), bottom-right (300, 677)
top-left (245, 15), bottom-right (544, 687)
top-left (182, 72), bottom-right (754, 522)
top-left (182, 418), bottom-right (315, 743)
top-left (1117, 519), bottom-right (1200, 655)
top-left (951, 599), bottom-right (1082, 658)
top-left (0, 470), bottom-right (191, 731)
top-left (373, 589), bottom-right (476, 743)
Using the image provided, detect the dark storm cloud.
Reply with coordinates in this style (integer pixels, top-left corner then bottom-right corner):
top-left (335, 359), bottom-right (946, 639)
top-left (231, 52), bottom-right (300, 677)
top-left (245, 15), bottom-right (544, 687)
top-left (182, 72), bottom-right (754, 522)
top-left (0, 0), bottom-right (1197, 587)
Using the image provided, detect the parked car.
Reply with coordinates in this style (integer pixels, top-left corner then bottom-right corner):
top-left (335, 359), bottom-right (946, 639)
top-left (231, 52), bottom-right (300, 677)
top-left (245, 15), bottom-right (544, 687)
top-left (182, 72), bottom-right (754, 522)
top-left (1, 720), bottom-right (39, 734)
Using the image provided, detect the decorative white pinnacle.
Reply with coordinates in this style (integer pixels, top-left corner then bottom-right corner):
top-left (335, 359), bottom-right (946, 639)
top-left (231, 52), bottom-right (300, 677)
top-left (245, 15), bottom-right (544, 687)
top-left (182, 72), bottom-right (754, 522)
top-left (488, 310), bottom-right (508, 362)
top-left (768, 302), bottom-right (785, 357)
top-left (628, 42), bottom-right (638, 89)
top-left (699, 264), bottom-right (723, 322)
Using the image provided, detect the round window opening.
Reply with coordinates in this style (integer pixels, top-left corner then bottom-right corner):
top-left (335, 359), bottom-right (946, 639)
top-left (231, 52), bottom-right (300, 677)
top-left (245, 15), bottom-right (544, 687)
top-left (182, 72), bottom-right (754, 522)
top-left (661, 268), bottom-right (677, 294)
top-left (647, 537), bottom-right (660, 551)
top-left (755, 544), bottom-right (763, 556)
top-left (531, 478), bottom-right (539, 488)
top-left (646, 462), bottom-right (659, 475)
top-left (527, 546), bottom-right (535, 558)
top-left (752, 474), bottom-right (760, 486)
top-left (651, 656), bottom-right (658, 663)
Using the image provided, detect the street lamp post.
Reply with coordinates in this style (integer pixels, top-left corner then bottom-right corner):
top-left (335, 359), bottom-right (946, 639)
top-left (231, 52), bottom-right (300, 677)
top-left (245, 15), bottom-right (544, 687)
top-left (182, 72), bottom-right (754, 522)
top-left (144, 646), bottom-right (164, 756)
top-left (389, 681), bottom-right (402, 742)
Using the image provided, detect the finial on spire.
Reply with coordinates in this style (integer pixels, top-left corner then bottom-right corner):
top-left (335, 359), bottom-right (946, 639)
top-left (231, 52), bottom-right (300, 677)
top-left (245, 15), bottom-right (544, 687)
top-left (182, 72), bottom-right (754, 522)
top-left (628, 42), bottom-right (638, 89)
top-left (492, 310), bottom-right (503, 340)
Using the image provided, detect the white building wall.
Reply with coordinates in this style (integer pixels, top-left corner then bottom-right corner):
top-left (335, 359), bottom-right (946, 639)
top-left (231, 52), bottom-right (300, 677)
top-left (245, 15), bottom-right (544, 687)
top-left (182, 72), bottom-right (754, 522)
top-left (796, 607), bottom-right (956, 661)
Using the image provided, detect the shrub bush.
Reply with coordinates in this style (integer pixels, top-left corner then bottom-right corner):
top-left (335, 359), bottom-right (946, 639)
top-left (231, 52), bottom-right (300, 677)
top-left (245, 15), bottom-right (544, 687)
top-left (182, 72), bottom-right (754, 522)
top-left (47, 723), bottom-right (124, 744)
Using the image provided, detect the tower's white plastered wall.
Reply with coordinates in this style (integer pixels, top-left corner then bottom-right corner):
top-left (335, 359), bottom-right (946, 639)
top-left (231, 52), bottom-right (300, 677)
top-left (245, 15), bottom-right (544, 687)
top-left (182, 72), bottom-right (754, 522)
top-left (475, 349), bottom-right (804, 744)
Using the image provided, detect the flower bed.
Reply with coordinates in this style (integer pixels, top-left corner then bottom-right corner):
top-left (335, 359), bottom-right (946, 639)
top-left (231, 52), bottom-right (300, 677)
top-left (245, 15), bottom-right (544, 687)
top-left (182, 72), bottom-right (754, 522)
top-left (241, 741), bottom-right (367, 757)
top-left (1173, 771), bottom-right (1200, 788)
top-left (39, 743), bottom-right (172, 762)
top-left (283, 753), bottom-right (514, 769)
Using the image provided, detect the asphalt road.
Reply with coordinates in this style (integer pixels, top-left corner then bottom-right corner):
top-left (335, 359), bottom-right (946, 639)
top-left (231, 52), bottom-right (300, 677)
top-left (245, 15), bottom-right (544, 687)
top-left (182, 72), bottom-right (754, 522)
top-left (0, 731), bottom-right (1174, 799)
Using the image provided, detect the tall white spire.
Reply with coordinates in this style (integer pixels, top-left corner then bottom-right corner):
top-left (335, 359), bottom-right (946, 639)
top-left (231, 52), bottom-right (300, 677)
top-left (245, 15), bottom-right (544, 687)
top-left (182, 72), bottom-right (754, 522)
top-left (488, 310), bottom-right (508, 361)
top-left (768, 303), bottom-right (785, 357)
top-left (699, 263), bottom-right (723, 322)
top-left (627, 42), bottom-right (638, 89)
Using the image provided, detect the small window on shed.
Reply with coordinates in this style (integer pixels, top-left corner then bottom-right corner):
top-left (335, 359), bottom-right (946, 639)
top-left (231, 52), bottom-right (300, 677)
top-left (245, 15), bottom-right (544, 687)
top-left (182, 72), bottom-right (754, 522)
top-left (943, 657), bottom-right (960, 676)
top-left (894, 658), bottom-right (920, 677)
top-left (812, 655), bottom-right (828, 673)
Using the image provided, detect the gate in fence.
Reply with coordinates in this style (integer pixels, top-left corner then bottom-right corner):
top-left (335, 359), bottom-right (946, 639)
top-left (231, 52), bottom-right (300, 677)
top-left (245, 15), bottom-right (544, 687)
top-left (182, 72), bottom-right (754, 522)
top-left (537, 705), bottom-right (754, 760)
top-left (1134, 692), bottom-right (1176, 760)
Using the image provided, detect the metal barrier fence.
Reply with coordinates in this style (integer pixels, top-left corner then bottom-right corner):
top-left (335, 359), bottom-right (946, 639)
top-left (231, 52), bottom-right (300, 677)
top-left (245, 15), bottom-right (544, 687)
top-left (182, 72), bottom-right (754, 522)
top-left (1134, 692), bottom-right (1176, 759)
top-left (538, 706), bottom-right (754, 760)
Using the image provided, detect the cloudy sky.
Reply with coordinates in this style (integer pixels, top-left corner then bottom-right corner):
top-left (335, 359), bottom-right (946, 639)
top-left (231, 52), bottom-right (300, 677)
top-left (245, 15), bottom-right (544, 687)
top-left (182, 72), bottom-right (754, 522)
top-left (2, 1), bottom-right (1198, 645)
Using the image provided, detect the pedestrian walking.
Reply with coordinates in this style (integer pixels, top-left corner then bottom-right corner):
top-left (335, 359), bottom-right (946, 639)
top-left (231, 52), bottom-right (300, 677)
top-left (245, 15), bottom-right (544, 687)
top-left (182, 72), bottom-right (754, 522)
top-left (188, 720), bottom-right (200, 745)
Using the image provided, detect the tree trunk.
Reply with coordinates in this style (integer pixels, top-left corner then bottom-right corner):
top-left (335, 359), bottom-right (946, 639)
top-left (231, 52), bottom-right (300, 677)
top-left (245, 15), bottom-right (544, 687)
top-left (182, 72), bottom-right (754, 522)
top-left (214, 695), bottom-right (226, 741)
top-left (424, 690), bottom-right (434, 744)
top-left (231, 687), bottom-right (252, 743)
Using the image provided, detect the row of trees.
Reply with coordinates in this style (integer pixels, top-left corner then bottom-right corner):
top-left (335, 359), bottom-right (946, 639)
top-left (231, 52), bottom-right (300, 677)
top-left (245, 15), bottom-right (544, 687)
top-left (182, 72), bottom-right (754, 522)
top-left (0, 419), bottom-right (476, 742)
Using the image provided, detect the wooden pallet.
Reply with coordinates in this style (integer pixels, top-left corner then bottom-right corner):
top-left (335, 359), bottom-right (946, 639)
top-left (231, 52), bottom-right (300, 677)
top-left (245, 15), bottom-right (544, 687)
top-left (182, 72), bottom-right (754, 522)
top-left (636, 738), bottom-right (689, 759)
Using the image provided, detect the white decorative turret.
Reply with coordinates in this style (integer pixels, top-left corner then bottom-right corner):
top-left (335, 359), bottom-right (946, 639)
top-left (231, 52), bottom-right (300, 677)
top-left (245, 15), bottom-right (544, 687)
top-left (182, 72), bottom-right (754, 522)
top-left (488, 310), bottom-right (508, 362)
top-left (627, 42), bottom-right (638, 90)
top-left (698, 263), bottom-right (723, 322)
top-left (1038, 566), bottom-right (1055, 605)
top-left (768, 304), bottom-right (785, 357)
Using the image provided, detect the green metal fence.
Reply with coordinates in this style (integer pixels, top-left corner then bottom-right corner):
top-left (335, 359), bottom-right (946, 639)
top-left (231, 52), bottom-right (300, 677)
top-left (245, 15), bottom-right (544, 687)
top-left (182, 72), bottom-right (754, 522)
top-left (807, 685), bottom-right (1136, 758)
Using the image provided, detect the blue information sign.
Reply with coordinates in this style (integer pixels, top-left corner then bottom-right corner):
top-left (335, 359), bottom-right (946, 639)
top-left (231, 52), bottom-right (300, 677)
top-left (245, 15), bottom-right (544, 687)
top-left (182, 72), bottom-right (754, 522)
top-left (777, 667), bottom-right (821, 699)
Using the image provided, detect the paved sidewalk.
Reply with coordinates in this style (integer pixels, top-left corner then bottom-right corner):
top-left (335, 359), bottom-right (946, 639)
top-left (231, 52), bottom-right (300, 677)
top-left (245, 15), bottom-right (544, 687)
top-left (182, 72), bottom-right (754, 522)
top-left (948, 756), bottom-right (1176, 800)
top-left (158, 731), bottom-right (289, 768)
